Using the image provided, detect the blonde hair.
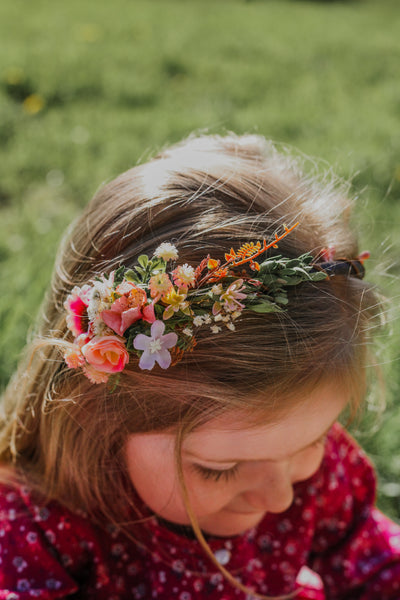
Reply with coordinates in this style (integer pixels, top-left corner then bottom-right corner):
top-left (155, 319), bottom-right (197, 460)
top-left (0, 134), bottom-right (381, 598)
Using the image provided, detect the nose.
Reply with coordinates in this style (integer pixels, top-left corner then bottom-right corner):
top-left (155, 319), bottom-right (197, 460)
top-left (242, 461), bottom-right (294, 514)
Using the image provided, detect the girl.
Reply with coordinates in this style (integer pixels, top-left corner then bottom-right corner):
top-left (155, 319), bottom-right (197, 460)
top-left (0, 134), bottom-right (399, 600)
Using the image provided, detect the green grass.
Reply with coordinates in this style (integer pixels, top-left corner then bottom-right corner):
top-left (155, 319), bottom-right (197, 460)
top-left (1, 0), bottom-right (400, 518)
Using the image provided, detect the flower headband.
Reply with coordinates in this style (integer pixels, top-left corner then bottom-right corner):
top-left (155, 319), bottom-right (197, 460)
top-left (63, 223), bottom-right (368, 384)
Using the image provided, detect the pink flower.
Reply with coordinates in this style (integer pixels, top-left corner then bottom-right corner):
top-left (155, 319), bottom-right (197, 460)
top-left (101, 282), bottom-right (155, 335)
top-left (220, 279), bottom-right (247, 312)
top-left (64, 285), bottom-right (92, 337)
top-left (82, 364), bottom-right (110, 384)
top-left (81, 335), bottom-right (129, 374)
top-left (133, 320), bottom-right (178, 370)
top-left (172, 264), bottom-right (196, 289)
top-left (64, 345), bottom-right (86, 369)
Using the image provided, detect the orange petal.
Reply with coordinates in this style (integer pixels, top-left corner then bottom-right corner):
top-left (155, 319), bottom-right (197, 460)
top-left (207, 258), bottom-right (219, 270)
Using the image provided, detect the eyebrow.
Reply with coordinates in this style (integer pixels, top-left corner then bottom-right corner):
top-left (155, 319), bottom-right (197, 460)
top-left (184, 422), bottom-right (335, 464)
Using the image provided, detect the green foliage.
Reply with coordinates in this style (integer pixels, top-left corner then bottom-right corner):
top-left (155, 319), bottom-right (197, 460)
top-left (0, 0), bottom-right (399, 518)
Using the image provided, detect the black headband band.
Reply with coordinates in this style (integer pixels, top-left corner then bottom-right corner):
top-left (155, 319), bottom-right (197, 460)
top-left (313, 259), bottom-right (366, 280)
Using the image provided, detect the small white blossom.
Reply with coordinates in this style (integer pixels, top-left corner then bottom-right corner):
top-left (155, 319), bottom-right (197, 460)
top-left (214, 314), bottom-right (223, 322)
top-left (222, 316), bottom-right (230, 322)
top-left (154, 242), bottom-right (179, 262)
top-left (231, 310), bottom-right (242, 320)
top-left (226, 322), bottom-right (235, 331)
top-left (211, 325), bottom-right (222, 334)
top-left (93, 278), bottom-right (114, 302)
top-left (211, 284), bottom-right (223, 295)
top-left (193, 315), bottom-right (203, 327)
top-left (182, 328), bottom-right (193, 337)
top-left (203, 314), bottom-right (212, 324)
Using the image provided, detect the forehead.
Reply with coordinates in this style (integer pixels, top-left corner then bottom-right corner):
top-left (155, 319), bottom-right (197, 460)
top-left (184, 382), bottom-right (347, 463)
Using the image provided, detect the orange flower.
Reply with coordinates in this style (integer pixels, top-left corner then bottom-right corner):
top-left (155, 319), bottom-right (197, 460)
top-left (149, 273), bottom-right (173, 299)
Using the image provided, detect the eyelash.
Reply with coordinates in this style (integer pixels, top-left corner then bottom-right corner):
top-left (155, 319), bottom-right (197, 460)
top-left (192, 463), bottom-right (240, 482)
top-left (191, 434), bottom-right (328, 482)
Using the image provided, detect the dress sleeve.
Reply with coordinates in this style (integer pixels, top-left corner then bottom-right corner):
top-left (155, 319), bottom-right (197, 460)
top-left (0, 486), bottom-right (80, 599)
top-left (309, 425), bottom-right (400, 599)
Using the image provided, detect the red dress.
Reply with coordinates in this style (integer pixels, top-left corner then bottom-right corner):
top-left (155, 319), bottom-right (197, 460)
top-left (0, 424), bottom-right (399, 599)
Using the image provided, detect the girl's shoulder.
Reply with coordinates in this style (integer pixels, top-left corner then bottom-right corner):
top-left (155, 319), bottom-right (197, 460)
top-left (0, 478), bottom-right (104, 597)
top-left (311, 422), bottom-right (377, 514)
top-left (0, 476), bottom-right (93, 538)
top-left (325, 422), bottom-right (376, 479)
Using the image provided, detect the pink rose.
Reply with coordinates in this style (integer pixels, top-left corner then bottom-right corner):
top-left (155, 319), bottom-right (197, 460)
top-left (81, 336), bottom-right (129, 374)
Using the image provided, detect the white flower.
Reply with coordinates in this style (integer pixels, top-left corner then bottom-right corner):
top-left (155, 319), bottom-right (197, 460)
top-left (211, 284), bottom-right (223, 295)
top-left (214, 314), bottom-right (223, 322)
top-left (222, 316), bottom-right (230, 322)
top-left (182, 327), bottom-right (193, 337)
top-left (231, 310), bottom-right (242, 320)
top-left (211, 325), bottom-right (222, 334)
top-left (154, 242), bottom-right (178, 262)
top-left (203, 314), bottom-right (212, 324)
top-left (226, 322), bottom-right (235, 331)
top-left (193, 315), bottom-right (203, 327)
top-left (92, 274), bottom-right (115, 302)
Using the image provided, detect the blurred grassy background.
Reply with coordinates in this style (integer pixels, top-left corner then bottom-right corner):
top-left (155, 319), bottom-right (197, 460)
top-left (0, 0), bottom-right (399, 518)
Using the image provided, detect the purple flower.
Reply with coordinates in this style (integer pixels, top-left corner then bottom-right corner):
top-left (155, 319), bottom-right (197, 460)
top-left (133, 320), bottom-right (178, 370)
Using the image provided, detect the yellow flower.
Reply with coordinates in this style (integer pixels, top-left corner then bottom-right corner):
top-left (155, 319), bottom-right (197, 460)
top-left (162, 287), bottom-right (190, 320)
top-left (23, 94), bottom-right (45, 115)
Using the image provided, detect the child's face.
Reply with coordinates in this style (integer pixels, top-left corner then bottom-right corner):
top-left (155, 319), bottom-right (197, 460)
top-left (125, 382), bottom-right (347, 537)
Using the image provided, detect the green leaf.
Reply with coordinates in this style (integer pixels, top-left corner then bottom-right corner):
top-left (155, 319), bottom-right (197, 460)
top-left (137, 254), bottom-right (149, 268)
top-left (274, 295), bottom-right (289, 305)
top-left (311, 271), bottom-right (329, 281)
top-left (248, 302), bottom-right (283, 313)
top-left (134, 266), bottom-right (146, 277)
top-left (113, 266), bottom-right (126, 286)
top-left (279, 275), bottom-right (306, 286)
top-left (124, 269), bottom-right (137, 282)
top-left (150, 258), bottom-right (165, 272)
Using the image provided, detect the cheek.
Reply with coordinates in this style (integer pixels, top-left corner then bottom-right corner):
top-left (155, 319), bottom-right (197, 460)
top-left (292, 445), bottom-right (326, 482)
top-left (125, 437), bottom-right (187, 521)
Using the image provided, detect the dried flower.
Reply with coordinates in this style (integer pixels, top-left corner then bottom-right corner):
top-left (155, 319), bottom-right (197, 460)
top-left (211, 325), bottom-right (222, 334)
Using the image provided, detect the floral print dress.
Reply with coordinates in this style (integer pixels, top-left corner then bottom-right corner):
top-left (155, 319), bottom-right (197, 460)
top-left (0, 424), bottom-right (399, 599)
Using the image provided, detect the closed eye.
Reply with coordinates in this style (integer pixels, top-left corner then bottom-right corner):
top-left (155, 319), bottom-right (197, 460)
top-left (192, 463), bottom-right (239, 482)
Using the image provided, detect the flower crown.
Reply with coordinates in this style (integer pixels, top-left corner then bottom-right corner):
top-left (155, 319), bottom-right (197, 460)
top-left (63, 223), bottom-right (368, 384)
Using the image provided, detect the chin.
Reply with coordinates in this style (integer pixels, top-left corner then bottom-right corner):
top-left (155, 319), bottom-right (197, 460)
top-left (200, 513), bottom-right (265, 538)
